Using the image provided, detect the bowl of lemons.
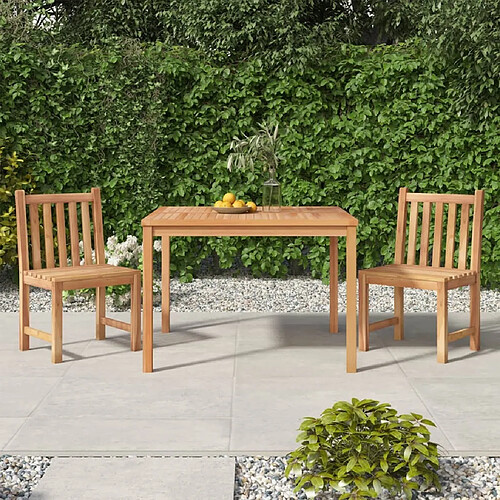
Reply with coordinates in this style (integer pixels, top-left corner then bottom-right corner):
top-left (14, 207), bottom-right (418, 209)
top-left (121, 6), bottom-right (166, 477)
top-left (213, 193), bottom-right (258, 214)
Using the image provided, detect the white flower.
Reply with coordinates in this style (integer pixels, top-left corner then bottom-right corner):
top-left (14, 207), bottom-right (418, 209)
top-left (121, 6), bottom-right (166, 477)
top-left (107, 255), bottom-right (120, 266)
top-left (153, 240), bottom-right (162, 253)
top-left (106, 235), bottom-right (118, 249)
top-left (104, 234), bottom-right (142, 268)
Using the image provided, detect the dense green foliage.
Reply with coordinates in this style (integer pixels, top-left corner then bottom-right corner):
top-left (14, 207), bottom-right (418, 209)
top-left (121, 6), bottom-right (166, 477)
top-left (0, 38), bottom-right (498, 284)
top-left (0, 141), bottom-right (33, 266)
top-left (28, 0), bottom-right (416, 58)
top-left (417, 0), bottom-right (499, 119)
top-left (0, 0), bottom-right (498, 284)
top-left (286, 399), bottom-right (440, 499)
top-left (5, 0), bottom-right (498, 117)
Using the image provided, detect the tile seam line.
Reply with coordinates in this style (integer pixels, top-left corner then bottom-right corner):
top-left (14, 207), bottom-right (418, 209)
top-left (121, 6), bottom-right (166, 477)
top-left (226, 314), bottom-right (239, 452)
top-left (4, 450), bottom-right (500, 457)
top-left (385, 343), bottom-right (456, 453)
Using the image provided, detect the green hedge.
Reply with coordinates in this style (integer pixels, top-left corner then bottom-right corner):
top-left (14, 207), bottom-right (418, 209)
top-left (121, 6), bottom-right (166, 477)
top-left (0, 40), bottom-right (498, 285)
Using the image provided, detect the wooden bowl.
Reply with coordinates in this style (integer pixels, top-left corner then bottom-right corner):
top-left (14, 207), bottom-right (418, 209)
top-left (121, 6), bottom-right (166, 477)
top-left (212, 206), bottom-right (251, 214)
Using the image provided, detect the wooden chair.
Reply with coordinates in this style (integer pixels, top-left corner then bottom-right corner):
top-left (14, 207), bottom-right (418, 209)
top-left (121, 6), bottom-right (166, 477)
top-left (359, 188), bottom-right (484, 363)
top-left (15, 188), bottom-right (141, 363)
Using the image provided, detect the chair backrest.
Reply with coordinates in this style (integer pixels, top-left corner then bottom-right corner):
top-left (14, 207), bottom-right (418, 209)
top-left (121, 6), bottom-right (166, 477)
top-left (15, 188), bottom-right (105, 273)
top-left (395, 188), bottom-right (484, 272)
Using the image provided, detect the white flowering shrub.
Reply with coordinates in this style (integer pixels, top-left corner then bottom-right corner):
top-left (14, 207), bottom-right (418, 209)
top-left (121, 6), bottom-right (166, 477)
top-left (65, 234), bottom-right (146, 307)
top-left (105, 235), bottom-right (142, 268)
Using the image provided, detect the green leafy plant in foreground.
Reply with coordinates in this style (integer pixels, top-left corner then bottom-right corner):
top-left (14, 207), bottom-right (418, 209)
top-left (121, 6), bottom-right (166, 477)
top-left (0, 140), bottom-right (33, 266)
top-left (286, 398), bottom-right (441, 499)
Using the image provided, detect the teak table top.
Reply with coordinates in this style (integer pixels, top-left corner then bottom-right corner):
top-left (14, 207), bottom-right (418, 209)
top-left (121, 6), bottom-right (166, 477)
top-left (142, 206), bottom-right (358, 227)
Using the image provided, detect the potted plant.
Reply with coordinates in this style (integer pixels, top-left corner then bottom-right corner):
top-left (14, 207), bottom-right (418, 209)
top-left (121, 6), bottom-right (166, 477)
top-left (227, 122), bottom-right (282, 212)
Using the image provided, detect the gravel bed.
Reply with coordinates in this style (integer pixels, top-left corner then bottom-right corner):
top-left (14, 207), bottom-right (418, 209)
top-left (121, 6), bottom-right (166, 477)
top-left (0, 456), bottom-right (50, 500)
top-left (1, 455), bottom-right (498, 499)
top-left (0, 271), bottom-right (498, 314)
top-left (235, 455), bottom-right (500, 499)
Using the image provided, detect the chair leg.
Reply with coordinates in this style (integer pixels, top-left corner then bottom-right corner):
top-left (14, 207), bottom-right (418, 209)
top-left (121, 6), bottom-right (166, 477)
top-left (51, 284), bottom-right (63, 364)
top-left (19, 283), bottom-right (30, 351)
top-left (436, 283), bottom-right (448, 364)
top-left (358, 273), bottom-right (369, 351)
top-left (130, 274), bottom-right (141, 351)
top-left (394, 286), bottom-right (404, 341)
top-left (96, 287), bottom-right (106, 340)
top-left (470, 281), bottom-right (480, 351)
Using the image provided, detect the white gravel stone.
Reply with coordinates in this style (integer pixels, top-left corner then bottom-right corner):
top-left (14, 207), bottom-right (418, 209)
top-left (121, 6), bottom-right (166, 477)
top-left (1, 270), bottom-right (498, 314)
top-left (235, 455), bottom-right (500, 499)
top-left (0, 456), bottom-right (50, 500)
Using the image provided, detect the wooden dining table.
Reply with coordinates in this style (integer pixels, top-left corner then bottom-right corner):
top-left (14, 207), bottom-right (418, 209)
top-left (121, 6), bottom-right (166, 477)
top-left (141, 206), bottom-right (358, 373)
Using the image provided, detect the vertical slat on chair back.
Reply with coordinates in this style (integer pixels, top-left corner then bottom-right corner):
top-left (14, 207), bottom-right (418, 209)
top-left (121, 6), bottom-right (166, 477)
top-left (396, 189), bottom-right (484, 272)
top-left (14, 191), bottom-right (29, 274)
top-left (55, 203), bottom-right (67, 267)
top-left (14, 190), bottom-right (105, 270)
top-left (394, 187), bottom-right (408, 264)
top-left (91, 187), bottom-right (106, 265)
top-left (470, 190), bottom-right (485, 273)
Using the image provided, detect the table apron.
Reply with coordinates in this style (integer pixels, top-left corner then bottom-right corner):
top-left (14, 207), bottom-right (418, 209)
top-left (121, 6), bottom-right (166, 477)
top-left (151, 227), bottom-right (348, 237)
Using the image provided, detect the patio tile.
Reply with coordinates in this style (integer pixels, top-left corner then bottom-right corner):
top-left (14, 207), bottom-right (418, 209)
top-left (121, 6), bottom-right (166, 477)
top-left (32, 375), bottom-right (233, 419)
top-left (0, 313), bottom-right (93, 351)
top-left (31, 457), bottom-right (235, 500)
top-left (0, 418), bottom-right (25, 448)
top-left (165, 312), bottom-right (241, 338)
top-left (5, 417), bottom-right (231, 453)
top-left (151, 349), bottom-right (236, 378)
top-left (234, 343), bottom-right (397, 378)
top-left (1, 311), bottom-right (499, 455)
top-left (384, 313), bottom-right (500, 378)
top-left (0, 349), bottom-right (88, 378)
top-left (0, 377), bottom-right (60, 417)
top-left (232, 374), bottom-right (428, 420)
top-left (433, 418), bottom-right (500, 453)
top-left (230, 415), bottom-right (302, 452)
top-left (408, 377), bottom-right (500, 421)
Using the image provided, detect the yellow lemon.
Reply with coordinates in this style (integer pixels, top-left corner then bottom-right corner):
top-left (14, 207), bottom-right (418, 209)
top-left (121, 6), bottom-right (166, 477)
top-left (235, 199), bottom-right (246, 205)
top-left (233, 200), bottom-right (246, 208)
top-left (246, 201), bottom-right (257, 213)
top-left (214, 200), bottom-right (224, 207)
top-left (221, 201), bottom-right (232, 208)
top-left (223, 193), bottom-right (236, 204)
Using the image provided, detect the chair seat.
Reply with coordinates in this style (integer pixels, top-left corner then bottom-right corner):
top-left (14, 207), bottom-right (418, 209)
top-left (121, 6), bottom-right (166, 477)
top-left (360, 264), bottom-right (476, 289)
top-left (25, 264), bottom-right (139, 285)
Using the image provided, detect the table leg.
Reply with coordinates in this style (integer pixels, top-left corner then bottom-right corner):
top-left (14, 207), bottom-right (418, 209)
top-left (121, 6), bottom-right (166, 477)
top-left (329, 236), bottom-right (338, 334)
top-left (162, 236), bottom-right (170, 333)
top-left (346, 227), bottom-right (357, 373)
top-left (143, 227), bottom-right (153, 373)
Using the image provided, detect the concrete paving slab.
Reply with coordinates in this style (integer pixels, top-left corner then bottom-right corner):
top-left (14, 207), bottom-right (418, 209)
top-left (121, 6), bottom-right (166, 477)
top-left (0, 377), bottom-right (60, 417)
top-left (0, 418), bottom-right (24, 448)
top-left (434, 418), bottom-right (500, 454)
top-left (5, 417), bottom-right (231, 454)
top-left (0, 311), bottom-right (108, 345)
top-left (0, 311), bottom-right (499, 455)
top-left (30, 457), bottom-right (235, 500)
top-left (409, 377), bottom-right (500, 420)
top-left (33, 375), bottom-right (233, 419)
top-left (383, 313), bottom-right (500, 378)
